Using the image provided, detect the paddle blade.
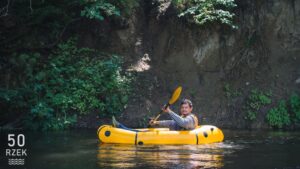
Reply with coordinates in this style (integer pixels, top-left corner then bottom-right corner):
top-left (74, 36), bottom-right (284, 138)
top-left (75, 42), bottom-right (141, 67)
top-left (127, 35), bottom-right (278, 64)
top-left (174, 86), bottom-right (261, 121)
top-left (168, 86), bottom-right (182, 105)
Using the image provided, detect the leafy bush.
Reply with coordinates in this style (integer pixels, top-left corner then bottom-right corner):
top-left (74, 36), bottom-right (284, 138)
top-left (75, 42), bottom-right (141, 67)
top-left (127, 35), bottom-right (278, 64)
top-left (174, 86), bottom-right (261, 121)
top-left (248, 89), bottom-right (272, 109)
top-left (0, 0), bottom-right (138, 53)
top-left (223, 83), bottom-right (241, 98)
top-left (244, 89), bottom-right (272, 121)
top-left (290, 93), bottom-right (300, 122)
top-left (173, 0), bottom-right (237, 29)
top-left (267, 100), bottom-right (291, 128)
top-left (81, 0), bottom-right (138, 20)
top-left (245, 111), bottom-right (257, 121)
top-left (81, 1), bottom-right (121, 20)
top-left (0, 39), bottom-right (131, 130)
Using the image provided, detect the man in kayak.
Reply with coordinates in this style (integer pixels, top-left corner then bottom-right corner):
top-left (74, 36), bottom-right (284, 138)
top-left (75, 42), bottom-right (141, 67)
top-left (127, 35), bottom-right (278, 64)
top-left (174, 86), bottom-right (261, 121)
top-left (112, 99), bottom-right (198, 131)
top-left (149, 99), bottom-right (198, 130)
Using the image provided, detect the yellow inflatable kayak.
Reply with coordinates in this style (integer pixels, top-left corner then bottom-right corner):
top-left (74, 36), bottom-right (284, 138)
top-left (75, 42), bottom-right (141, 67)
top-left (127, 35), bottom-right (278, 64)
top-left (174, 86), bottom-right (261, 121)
top-left (97, 125), bottom-right (224, 145)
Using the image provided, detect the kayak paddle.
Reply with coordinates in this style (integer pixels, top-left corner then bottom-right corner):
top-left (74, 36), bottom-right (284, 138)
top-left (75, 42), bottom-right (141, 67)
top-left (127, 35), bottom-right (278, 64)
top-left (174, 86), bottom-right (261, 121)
top-left (153, 86), bottom-right (182, 121)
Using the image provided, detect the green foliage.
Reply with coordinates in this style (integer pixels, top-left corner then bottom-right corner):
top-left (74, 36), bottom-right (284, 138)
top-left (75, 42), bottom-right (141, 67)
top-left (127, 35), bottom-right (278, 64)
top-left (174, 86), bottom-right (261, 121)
top-left (267, 100), bottom-right (291, 128)
top-left (80, 0), bottom-right (138, 20)
top-left (0, 39), bottom-right (131, 130)
top-left (173, 0), bottom-right (237, 29)
top-left (244, 89), bottom-right (272, 121)
top-left (290, 93), bottom-right (300, 122)
top-left (0, 0), bottom-right (137, 130)
top-left (0, 0), bottom-right (138, 52)
top-left (263, 92), bottom-right (300, 129)
top-left (246, 111), bottom-right (257, 121)
top-left (81, 1), bottom-right (120, 20)
top-left (248, 89), bottom-right (272, 110)
top-left (223, 83), bottom-right (241, 98)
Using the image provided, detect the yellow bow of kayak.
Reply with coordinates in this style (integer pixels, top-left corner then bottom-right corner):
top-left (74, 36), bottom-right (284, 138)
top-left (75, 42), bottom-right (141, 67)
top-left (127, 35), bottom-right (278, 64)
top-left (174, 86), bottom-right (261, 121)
top-left (97, 125), bottom-right (224, 145)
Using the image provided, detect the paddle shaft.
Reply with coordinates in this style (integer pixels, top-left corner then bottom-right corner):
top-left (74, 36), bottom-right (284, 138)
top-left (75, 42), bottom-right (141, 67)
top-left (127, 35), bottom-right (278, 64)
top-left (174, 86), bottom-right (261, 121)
top-left (153, 103), bottom-right (170, 121)
top-left (149, 86), bottom-right (182, 126)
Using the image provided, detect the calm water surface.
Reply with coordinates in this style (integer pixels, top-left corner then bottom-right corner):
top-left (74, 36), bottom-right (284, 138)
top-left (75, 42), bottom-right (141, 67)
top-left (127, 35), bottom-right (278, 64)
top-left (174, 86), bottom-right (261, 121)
top-left (1, 129), bottom-right (300, 169)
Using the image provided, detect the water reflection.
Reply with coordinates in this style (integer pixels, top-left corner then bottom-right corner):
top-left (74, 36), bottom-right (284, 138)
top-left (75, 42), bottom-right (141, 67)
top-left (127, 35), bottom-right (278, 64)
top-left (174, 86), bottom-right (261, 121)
top-left (97, 143), bottom-right (230, 169)
top-left (2, 130), bottom-right (299, 169)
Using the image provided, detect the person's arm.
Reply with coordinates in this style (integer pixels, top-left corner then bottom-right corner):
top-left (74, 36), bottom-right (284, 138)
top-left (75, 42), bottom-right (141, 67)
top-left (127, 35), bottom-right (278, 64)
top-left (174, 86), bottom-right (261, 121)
top-left (168, 111), bottom-right (195, 129)
top-left (156, 120), bottom-right (176, 128)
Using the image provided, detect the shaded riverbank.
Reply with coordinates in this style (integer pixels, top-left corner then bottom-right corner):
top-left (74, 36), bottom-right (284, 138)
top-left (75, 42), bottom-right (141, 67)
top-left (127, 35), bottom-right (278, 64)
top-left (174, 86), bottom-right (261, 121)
top-left (1, 0), bottom-right (300, 130)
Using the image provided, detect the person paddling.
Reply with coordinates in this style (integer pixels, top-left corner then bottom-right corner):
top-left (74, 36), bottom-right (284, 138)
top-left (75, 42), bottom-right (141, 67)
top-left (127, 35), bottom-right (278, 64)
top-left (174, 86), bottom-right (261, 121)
top-left (149, 99), bottom-right (198, 130)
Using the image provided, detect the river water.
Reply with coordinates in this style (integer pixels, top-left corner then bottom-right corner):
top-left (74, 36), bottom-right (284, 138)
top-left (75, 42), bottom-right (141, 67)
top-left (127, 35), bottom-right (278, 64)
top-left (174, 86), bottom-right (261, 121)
top-left (1, 129), bottom-right (300, 169)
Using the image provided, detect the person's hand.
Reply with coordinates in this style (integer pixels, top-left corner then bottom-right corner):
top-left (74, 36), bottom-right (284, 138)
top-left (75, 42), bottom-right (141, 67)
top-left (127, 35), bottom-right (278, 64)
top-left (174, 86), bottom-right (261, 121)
top-left (162, 105), bottom-right (171, 113)
top-left (149, 119), bottom-right (158, 126)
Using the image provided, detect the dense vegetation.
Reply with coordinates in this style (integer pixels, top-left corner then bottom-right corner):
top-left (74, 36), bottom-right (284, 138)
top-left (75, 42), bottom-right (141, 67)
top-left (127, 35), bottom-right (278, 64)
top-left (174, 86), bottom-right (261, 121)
top-left (244, 90), bottom-right (300, 129)
top-left (1, 0), bottom-right (297, 131)
top-left (0, 0), bottom-right (135, 130)
top-left (266, 94), bottom-right (300, 129)
top-left (267, 100), bottom-right (291, 129)
top-left (173, 0), bottom-right (237, 28)
top-left (1, 39), bottom-right (131, 130)
top-left (244, 89), bottom-right (272, 121)
top-left (0, 0), bottom-right (238, 130)
top-left (0, 0), bottom-right (138, 52)
top-left (223, 84), bottom-right (300, 129)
